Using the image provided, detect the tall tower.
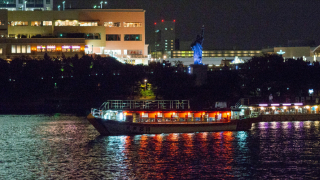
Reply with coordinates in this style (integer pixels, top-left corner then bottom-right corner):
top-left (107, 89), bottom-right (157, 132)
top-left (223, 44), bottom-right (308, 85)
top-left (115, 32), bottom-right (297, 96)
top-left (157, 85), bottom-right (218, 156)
top-left (153, 20), bottom-right (175, 59)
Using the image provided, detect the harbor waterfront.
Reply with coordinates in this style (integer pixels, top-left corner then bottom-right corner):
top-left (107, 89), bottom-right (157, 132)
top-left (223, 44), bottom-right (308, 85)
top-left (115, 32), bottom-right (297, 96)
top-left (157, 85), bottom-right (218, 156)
top-left (1, 115), bottom-right (320, 179)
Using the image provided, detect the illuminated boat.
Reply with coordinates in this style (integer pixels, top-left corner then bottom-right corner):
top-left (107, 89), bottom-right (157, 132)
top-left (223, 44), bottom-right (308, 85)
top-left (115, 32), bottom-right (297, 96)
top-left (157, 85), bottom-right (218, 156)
top-left (87, 100), bottom-right (253, 135)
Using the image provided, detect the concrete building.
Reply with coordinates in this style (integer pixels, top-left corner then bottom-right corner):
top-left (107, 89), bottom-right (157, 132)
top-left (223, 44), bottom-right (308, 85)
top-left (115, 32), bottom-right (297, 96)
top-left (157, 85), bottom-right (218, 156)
top-left (0, 8), bottom-right (149, 64)
top-left (0, 0), bottom-right (53, 11)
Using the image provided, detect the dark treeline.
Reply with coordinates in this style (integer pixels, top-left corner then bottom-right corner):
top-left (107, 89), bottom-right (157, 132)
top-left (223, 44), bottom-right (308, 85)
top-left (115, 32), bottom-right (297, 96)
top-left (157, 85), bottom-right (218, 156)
top-left (0, 54), bottom-right (319, 113)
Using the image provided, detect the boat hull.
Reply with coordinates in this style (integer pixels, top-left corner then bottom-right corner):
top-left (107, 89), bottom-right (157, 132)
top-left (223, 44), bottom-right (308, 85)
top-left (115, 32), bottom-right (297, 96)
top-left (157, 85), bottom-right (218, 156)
top-left (88, 115), bottom-right (253, 135)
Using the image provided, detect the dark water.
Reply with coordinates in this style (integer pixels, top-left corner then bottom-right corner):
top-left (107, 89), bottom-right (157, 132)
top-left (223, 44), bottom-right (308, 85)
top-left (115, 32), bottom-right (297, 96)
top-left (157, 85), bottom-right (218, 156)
top-left (1, 115), bottom-right (320, 179)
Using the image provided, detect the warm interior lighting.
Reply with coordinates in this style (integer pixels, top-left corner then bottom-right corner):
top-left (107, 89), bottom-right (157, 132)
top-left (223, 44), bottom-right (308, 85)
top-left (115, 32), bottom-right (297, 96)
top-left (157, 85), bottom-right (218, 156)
top-left (261, 107), bottom-right (264, 110)
top-left (272, 107), bottom-right (275, 110)
top-left (141, 112), bottom-right (144, 116)
top-left (283, 106), bottom-right (287, 109)
top-left (305, 106), bottom-right (310, 109)
top-left (295, 106), bottom-right (299, 109)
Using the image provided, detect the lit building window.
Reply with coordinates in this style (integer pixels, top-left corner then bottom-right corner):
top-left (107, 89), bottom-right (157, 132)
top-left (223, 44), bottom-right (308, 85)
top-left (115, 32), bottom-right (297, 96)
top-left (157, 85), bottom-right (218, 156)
top-left (62, 45), bottom-right (71, 52)
top-left (123, 22), bottom-right (142, 27)
top-left (104, 22), bottom-right (121, 27)
top-left (0, 48), bottom-right (2, 54)
top-left (37, 45), bottom-right (46, 52)
top-left (10, 21), bottom-right (28, 26)
top-left (85, 33), bottom-right (101, 40)
top-left (16, 45), bottom-right (21, 53)
top-left (106, 34), bottom-right (121, 41)
top-left (46, 45), bottom-right (56, 52)
top-left (79, 22), bottom-right (98, 26)
top-left (105, 50), bottom-right (121, 56)
top-left (0, 21), bottom-right (4, 26)
top-left (12, 45), bottom-right (16, 53)
top-left (171, 28), bottom-right (173, 30)
top-left (127, 50), bottom-right (142, 55)
top-left (21, 45), bottom-right (26, 53)
top-left (165, 28), bottom-right (167, 30)
top-left (55, 20), bottom-right (77, 26)
top-left (27, 45), bottom-right (31, 53)
top-left (31, 21), bottom-right (41, 26)
top-left (171, 40), bottom-right (173, 42)
top-left (124, 34), bottom-right (141, 41)
top-left (43, 21), bottom-right (52, 26)
top-left (72, 46), bottom-right (80, 52)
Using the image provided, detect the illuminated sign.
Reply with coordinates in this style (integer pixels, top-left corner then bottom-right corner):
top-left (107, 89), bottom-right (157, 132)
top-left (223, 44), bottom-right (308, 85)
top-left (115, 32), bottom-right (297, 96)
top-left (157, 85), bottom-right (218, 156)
top-left (277, 50), bottom-right (285, 55)
top-left (62, 46), bottom-right (70, 49)
top-left (47, 45), bottom-right (56, 49)
top-left (259, 104), bottom-right (268, 107)
top-left (72, 46), bottom-right (80, 49)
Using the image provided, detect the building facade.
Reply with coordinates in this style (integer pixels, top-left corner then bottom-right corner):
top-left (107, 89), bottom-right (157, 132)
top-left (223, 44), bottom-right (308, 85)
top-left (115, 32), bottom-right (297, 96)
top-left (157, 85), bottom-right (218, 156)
top-left (0, 0), bottom-right (53, 11)
top-left (0, 9), bottom-right (149, 64)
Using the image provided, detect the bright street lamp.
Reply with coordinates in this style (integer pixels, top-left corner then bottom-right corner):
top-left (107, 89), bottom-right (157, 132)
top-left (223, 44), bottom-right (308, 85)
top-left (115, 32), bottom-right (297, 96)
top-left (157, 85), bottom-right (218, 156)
top-left (100, 1), bottom-right (107, 9)
top-left (62, 1), bottom-right (65, 11)
top-left (24, 1), bottom-right (27, 11)
top-left (144, 79), bottom-right (147, 91)
top-left (163, 55), bottom-right (166, 60)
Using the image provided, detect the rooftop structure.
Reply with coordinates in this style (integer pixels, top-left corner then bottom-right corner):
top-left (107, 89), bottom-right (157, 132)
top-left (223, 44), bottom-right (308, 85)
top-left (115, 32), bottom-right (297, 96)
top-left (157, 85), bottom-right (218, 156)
top-left (0, 0), bottom-right (53, 11)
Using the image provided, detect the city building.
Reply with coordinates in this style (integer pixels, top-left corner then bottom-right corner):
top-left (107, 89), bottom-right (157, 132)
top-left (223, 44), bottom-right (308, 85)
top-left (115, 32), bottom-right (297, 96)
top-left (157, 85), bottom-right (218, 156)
top-left (0, 8), bottom-right (149, 64)
top-left (0, 0), bottom-right (53, 11)
top-left (152, 20), bottom-right (175, 59)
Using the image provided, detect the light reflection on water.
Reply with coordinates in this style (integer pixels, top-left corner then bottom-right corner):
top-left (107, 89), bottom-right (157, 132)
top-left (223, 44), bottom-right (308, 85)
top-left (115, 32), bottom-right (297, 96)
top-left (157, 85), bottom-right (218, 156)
top-left (1, 116), bottom-right (320, 179)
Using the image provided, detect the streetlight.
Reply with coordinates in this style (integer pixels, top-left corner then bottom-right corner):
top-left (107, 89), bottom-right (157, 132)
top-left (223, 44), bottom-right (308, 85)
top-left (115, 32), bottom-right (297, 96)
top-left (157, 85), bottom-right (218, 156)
top-left (62, 1), bottom-right (65, 11)
top-left (58, 5), bottom-right (60, 11)
top-left (144, 79), bottom-right (147, 91)
top-left (24, 1), bottom-right (27, 11)
top-left (163, 55), bottom-right (166, 60)
top-left (100, 1), bottom-right (107, 9)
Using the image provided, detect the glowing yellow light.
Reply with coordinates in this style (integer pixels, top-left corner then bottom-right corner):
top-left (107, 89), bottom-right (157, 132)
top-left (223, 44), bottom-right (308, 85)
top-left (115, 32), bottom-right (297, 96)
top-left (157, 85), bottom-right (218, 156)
top-left (261, 107), bottom-right (264, 110)
top-left (295, 106), bottom-right (299, 109)
top-left (272, 107), bottom-right (275, 110)
top-left (314, 106), bottom-right (318, 109)
top-left (283, 106), bottom-right (287, 109)
top-left (305, 106), bottom-right (310, 109)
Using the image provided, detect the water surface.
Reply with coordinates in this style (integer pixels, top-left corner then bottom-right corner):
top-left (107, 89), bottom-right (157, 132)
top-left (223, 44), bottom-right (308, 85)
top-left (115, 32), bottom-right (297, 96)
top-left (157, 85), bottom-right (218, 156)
top-left (1, 115), bottom-right (320, 179)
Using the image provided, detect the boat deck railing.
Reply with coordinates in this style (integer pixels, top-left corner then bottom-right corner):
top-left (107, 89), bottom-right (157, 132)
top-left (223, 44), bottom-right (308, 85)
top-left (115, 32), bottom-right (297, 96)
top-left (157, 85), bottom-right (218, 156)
top-left (99, 100), bottom-right (190, 110)
top-left (134, 118), bottom-right (231, 124)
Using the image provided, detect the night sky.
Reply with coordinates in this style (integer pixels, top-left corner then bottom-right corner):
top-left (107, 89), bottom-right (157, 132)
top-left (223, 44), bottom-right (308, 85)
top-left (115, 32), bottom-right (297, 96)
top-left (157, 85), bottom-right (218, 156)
top-left (55, 0), bottom-right (320, 50)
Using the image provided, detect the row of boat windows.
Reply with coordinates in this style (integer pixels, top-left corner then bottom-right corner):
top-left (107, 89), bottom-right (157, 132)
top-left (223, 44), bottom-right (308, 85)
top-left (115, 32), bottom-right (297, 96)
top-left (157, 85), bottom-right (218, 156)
top-left (0, 21), bottom-right (142, 27)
